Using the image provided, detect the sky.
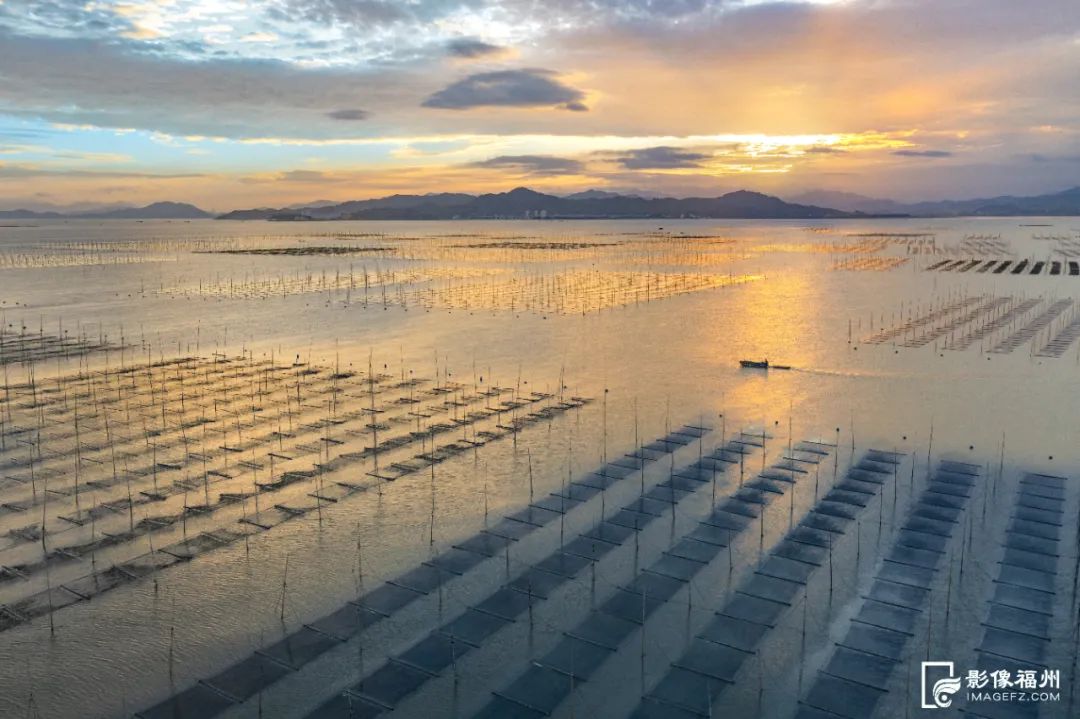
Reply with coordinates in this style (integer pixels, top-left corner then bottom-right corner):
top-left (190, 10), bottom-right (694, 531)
top-left (0, 0), bottom-right (1078, 211)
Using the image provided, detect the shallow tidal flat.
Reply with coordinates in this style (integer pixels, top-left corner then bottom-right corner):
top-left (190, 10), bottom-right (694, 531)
top-left (0, 217), bottom-right (1078, 718)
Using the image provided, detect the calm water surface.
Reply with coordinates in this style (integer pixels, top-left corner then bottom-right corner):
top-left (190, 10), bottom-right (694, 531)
top-left (0, 218), bottom-right (1076, 718)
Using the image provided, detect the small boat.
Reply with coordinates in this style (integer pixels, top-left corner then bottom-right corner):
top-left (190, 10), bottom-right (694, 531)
top-left (739, 359), bottom-right (791, 370)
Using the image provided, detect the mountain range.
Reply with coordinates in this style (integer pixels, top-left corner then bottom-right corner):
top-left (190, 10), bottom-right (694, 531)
top-left (219, 186), bottom-right (1080, 221)
top-left (218, 188), bottom-right (850, 221)
top-left (0, 202), bottom-right (212, 220)
top-left (2, 187), bottom-right (1079, 221)
top-left (788, 186), bottom-right (1080, 216)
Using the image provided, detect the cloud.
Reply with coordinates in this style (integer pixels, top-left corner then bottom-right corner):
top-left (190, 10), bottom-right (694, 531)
top-left (326, 109), bottom-right (370, 121)
top-left (241, 32), bottom-right (279, 43)
top-left (270, 0), bottom-right (414, 27)
top-left (422, 69), bottom-right (587, 111)
top-left (2, 0), bottom-right (1080, 204)
top-left (609, 146), bottom-right (710, 169)
top-left (470, 154), bottom-right (584, 175)
top-left (0, 29), bottom-right (412, 139)
top-left (446, 39), bottom-right (507, 59)
top-left (270, 0), bottom-right (719, 37)
top-left (892, 149), bottom-right (954, 158)
top-left (0, 0), bottom-right (128, 38)
top-left (239, 169), bottom-right (347, 184)
top-left (280, 169), bottom-right (336, 182)
top-left (1024, 153), bottom-right (1080, 164)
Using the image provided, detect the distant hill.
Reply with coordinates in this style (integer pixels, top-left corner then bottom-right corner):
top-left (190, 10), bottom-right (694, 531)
top-left (789, 187), bottom-right (1080, 217)
top-left (0, 202), bottom-right (211, 220)
top-left (219, 187), bottom-right (849, 221)
top-left (905, 186), bottom-right (1080, 216)
top-left (219, 193), bottom-right (476, 221)
top-left (11, 186), bottom-right (1078, 223)
top-left (0, 209), bottom-right (65, 220)
top-left (789, 190), bottom-right (908, 215)
top-left (213, 207), bottom-right (282, 221)
top-left (563, 189), bottom-right (626, 200)
top-left (87, 202), bottom-right (211, 219)
top-left (304, 192), bottom-right (476, 220)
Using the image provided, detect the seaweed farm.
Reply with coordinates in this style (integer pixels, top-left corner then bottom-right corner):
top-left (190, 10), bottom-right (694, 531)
top-left (860, 293), bottom-right (1080, 357)
top-left (2, 217), bottom-right (1080, 719)
top-left (0, 352), bottom-right (586, 637)
top-left (0, 327), bottom-right (118, 366)
top-left (156, 267), bottom-right (504, 302)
